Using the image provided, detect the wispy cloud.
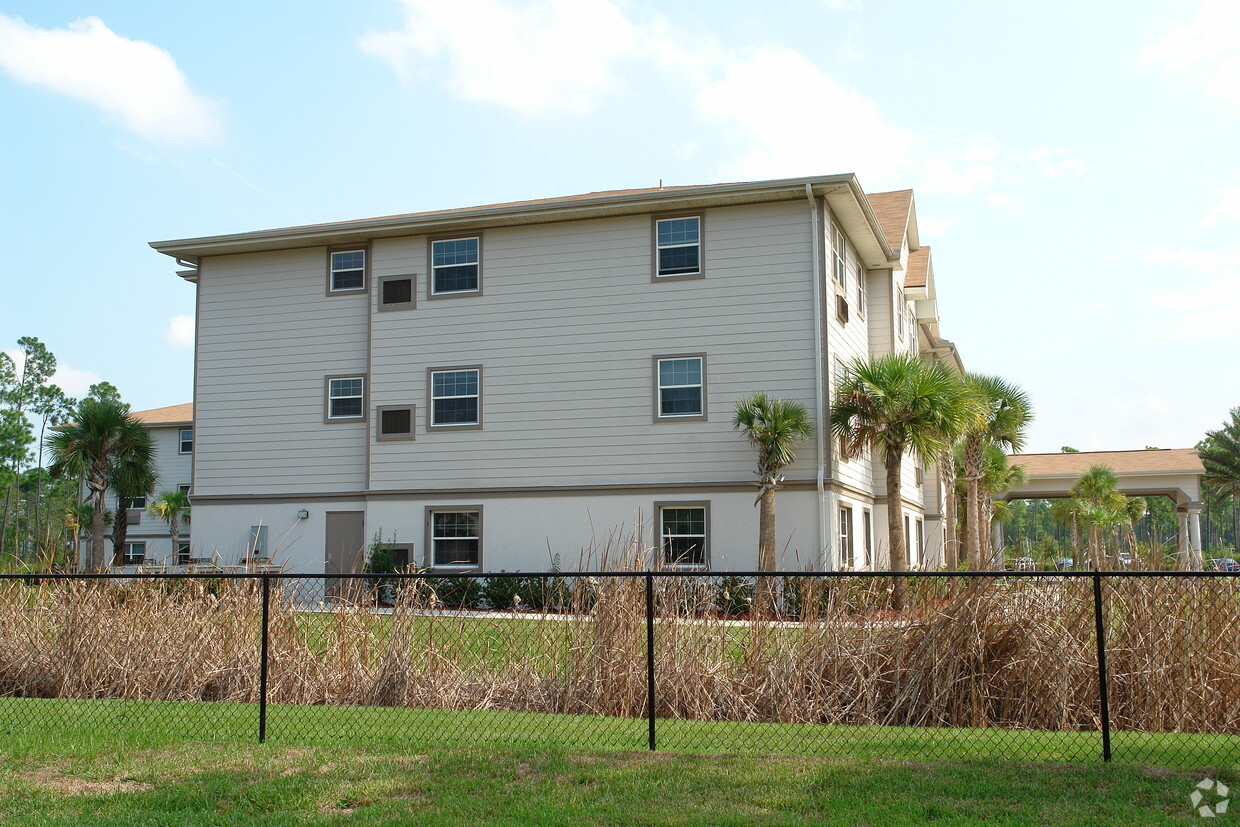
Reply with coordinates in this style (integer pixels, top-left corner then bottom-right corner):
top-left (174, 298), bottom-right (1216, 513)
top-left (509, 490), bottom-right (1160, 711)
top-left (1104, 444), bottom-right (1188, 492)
top-left (164, 314), bottom-right (195, 350)
top-left (0, 14), bottom-right (223, 145)
top-left (212, 158), bottom-right (292, 212)
top-left (1128, 247), bottom-right (1240, 342)
top-left (1141, 0), bottom-right (1240, 109)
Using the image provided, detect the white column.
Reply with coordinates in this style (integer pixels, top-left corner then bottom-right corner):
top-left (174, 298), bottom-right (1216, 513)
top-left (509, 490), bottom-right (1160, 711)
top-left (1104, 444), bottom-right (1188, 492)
top-left (991, 520), bottom-right (1003, 568)
top-left (1177, 512), bottom-right (1191, 569)
top-left (1188, 506), bottom-right (1204, 570)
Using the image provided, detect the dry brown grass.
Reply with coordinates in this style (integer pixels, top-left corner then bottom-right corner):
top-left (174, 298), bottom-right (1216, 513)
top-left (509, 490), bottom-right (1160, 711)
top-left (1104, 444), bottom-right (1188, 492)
top-left (0, 573), bottom-right (1235, 734)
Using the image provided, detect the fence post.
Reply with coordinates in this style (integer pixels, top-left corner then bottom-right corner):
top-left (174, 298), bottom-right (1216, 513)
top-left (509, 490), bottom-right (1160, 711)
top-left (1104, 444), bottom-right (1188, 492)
top-left (645, 573), bottom-right (656, 752)
top-left (259, 574), bottom-right (270, 744)
top-left (1091, 573), bottom-right (1112, 762)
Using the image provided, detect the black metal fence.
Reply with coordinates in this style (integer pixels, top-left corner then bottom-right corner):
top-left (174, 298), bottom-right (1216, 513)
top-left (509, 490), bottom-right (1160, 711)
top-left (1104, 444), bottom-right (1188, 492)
top-left (0, 570), bottom-right (1236, 769)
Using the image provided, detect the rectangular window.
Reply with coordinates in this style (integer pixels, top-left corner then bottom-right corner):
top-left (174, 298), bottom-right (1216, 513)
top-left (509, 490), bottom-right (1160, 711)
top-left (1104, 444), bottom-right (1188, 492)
top-left (326, 376), bottom-right (364, 421)
top-left (428, 509), bottom-right (481, 569)
top-left (904, 514), bottom-right (912, 567)
top-left (122, 542), bottom-right (145, 565)
top-left (177, 542), bottom-right (191, 566)
top-left (654, 215), bottom-right (702, 278)
top-left (329, 248), bottom-right (366, 292)
top-left (377, 405), bottom-right (416, 441)
top-left (839, 506), bottom-right (853, 569)
top-left (916, 518), bottom-right (925, 567)
top-left (863, 509), bottom-right (873, 569)
top-left (897, 287), bottom-right (906, 338)
top-left (430, 237), bottom-right (481, 295)
top-left (429, 367), bottom-right (481, 428)
top-left (124, 496), bottom-right (146, 510)
top-left (833, 226), bottom-right (846, 286)
top-left (248, 525), bottom-right (268, 560)
top-left (179, 428), bottom-right (193, 454)
top-left (655, 355), bottom-right (705, 420)
top-left (908, 309), bottom-right (917, 350)
top-left (178, 484), bottom-right (191, 494)
top-left (379, 275), bottom-right (415, 310)
top-left (658, 503), bottom-right (708, 569)
top-left (855, 263), bottom-right (865, 317)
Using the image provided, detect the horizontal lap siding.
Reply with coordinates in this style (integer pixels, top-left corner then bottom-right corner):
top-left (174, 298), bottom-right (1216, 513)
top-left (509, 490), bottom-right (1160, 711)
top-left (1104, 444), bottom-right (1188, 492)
top-left (369, 202), bottom-right (819, 490)
top-left (195, 248), bottom-right (368, 495)
top-left (829, 216), bottom-right (875, 494)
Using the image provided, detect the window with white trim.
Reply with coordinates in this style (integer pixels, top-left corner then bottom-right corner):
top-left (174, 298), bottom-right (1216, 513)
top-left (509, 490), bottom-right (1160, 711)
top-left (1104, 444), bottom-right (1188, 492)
top-left (916, 518), bottom-right (925, 567)
top-left (656, 356), bottom-right (705, 419)
top-left (430, 368), bottom-right (480, 427)
top-left (122, 542), bottom-right (145, 565)
top-left (855, 262), bottom-right (865, 318)
top-left (431, 237), bottom-right (480, 295)
top-left (177, 542), bottom-right (191, 565)
top-left (904, 514), bottom-right (912, 567)
top-left (179, 428), bottom-right (193, 454)
top-left (654, 216), bottom-right (702, 278)
top-left (327, 376), bottom-right (364, 420)
top-left (833, 226), bottom-right (846, 286)
top-left (897, 287), bottom-right (905, 338)
top-left (839, 506), bottom-right (854, 569)
top-left (658, 504), bottom-right (708, 569)
top-left (429, 510), bottom-right (481, 569)
top-left (329, 249), bottom-right (366, 292)
top-left (863, 509), bottom-right (873, 569)
top-left (124, 496), bottom-right (147, 510)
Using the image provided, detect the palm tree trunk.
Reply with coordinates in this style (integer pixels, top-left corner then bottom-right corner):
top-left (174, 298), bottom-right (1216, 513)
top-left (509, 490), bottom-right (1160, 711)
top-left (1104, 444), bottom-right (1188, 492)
top-left (941, 448), bottom-right (959, 569)
top-left (111, 495), bottom-right (129, 566)
top-left (756, 484), bottom-right (777, 615)
top-left (962, 436), bottom-right (984, 570)
top-left (885, 449), bottom-right (907, 611)
top-left (89, 482), bottom-right (107, 573)
top-left (981, 497), bottom-right (996, 568)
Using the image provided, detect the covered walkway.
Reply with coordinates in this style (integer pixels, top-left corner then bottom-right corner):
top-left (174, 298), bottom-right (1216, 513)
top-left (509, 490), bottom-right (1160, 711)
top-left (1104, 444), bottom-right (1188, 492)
top-left (1004, 449), bottom-right (1206, 566)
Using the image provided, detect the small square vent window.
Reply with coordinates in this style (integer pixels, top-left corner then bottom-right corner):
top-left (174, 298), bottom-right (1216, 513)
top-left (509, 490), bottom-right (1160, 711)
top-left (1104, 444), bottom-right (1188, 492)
top-left (378, 405), bottom-right (415, 441)
top-left (379, 276), bottom-right (415, 310)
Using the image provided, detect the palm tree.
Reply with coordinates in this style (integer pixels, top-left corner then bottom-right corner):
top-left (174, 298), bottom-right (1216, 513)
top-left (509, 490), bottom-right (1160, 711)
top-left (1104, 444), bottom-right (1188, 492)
top-left (732, 392), bottom-right (813, 575)
top-left (831, 354), bottom-right (973, 609)
top-left (109, 456), bottom-right (158, 565)
top-left (1199, 408), bottom-right (1240, 556)
top-left (976, 444), bottom-right (1028, 567)
top-left (46, 398), bottom-right (156, 572)
top-left (148, 489), bottom-right (191, 564)
top-left (960, 374), bottom-right (1032, 570)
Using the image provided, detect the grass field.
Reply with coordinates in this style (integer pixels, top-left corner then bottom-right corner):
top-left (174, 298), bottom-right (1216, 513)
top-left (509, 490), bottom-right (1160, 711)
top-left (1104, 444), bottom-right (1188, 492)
top-left (0, 700), bottom-right (1235, 825)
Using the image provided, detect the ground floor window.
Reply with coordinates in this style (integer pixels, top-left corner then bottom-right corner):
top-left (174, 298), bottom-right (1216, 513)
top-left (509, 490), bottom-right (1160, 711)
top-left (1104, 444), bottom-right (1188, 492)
top-left (862, 509), bottom-right (873, 569)
top-left (657, 503), bottom-right (708, 569)
top-left (177, 542), bottom-right (191, 565)
top-left (122, 542), bottom-right (145, 565)
top-left (904, 515), bottom-right (912, 567)
top-left (839, 506), bottom-right (853, 568)
top-left (428, 509), bottom-right (481, 569)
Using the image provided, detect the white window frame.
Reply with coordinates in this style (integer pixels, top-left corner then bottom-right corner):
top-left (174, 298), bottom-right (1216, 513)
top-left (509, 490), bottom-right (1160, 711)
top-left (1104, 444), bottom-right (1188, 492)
top-left (656, 502), bottom-right (709, 570)
top-left (862, 509), bottom-right (873, 570)
top-left (855, 262), bottom-right (865, 318)
top-left (654, 215), bottom-right (703, 279)
top-left (122, 542), bottom-right (146, 565)
top-left (326, 376), bottom-right (365, 421)
top-left (329, 248), bottom-right (367, 293)
top-left (428, 367), bottom-right (482, 429)
top-left (655, 354), bottom-right (706, 421)
top-left (124, 495), bottom-right (147, 510)
top-left (427, 508), bottom-right (482, 571)
top-left (179, 428), bottom-right (193, 454)
top-left (839, 506), bottom-right (853, 569)
top-left (833, 226), bottom-right (847, 287)
top-left (897, 287), bottom-right (905, 338)
top-left (430, 236), bottom-right (481, 296)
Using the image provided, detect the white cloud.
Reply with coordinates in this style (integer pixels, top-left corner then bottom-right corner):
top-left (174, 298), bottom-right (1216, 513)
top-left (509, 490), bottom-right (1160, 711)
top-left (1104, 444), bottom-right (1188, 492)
top-left (0, 14), bottom-right (222, 145)
top-left (165, 314), bottom-right (195, 349)
top-left (984, 193), bottom-right (1021, 212)
top-left (916, 215), bottom-right (957, 237)
top-left (1141, 0), bottom-right (1240, 108)
top-left (697, 47), bottom-right (914, 181)
top-left (1130, 248), bottom-right (1240, 342)
top-left (359, 0), bottom-right (653, 116)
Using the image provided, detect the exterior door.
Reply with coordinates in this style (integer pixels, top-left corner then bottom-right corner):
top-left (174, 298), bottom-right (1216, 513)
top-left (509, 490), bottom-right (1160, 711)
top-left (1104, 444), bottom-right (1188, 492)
top-left (325, 511), bottom-right (365, 602)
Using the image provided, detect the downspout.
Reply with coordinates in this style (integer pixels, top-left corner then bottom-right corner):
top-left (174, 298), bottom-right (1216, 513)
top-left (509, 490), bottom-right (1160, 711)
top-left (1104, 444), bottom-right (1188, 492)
top-left (805, 184), bottom-right (830, 570)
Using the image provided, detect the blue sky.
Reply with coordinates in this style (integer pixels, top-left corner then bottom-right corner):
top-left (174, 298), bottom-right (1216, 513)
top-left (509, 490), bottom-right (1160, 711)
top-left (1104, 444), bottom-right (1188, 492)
top-left (1, 0), bottom-right (1237, 453)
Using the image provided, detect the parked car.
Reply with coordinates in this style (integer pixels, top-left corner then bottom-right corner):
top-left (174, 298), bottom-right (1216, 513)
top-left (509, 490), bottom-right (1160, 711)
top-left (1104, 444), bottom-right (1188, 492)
top-left (1117, 552), bottom-right (1132, 568)
top-left (1055, 558), bottom-right (1074, 571)
top-left (1206, 558), bottom-right (1240, 572)
top-left (1013, 556), bottom-right (1035, 571)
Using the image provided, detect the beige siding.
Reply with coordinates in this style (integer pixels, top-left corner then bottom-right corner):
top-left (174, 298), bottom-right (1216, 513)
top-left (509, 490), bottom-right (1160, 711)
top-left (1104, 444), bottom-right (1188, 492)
top-left (366, 202), bottom-right (821, 490)
top-left (827, 211), bottom-right (876, 494)
top-left (194, 248), bottom-right (368, 495)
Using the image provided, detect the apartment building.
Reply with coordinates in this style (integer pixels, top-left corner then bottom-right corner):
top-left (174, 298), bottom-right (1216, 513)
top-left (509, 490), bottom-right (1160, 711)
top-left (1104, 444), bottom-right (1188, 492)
top-left (151, 174), bottom-right (962, 574)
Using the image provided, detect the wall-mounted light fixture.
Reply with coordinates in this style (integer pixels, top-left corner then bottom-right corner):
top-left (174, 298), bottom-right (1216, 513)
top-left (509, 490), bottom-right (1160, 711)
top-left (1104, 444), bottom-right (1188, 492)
top-left (296, 509), bottom-right (310, 520)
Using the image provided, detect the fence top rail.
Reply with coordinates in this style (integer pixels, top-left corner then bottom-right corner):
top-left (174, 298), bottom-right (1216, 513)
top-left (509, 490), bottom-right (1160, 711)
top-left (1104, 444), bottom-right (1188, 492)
top-left (0, 569), bottom-right (1236, 581)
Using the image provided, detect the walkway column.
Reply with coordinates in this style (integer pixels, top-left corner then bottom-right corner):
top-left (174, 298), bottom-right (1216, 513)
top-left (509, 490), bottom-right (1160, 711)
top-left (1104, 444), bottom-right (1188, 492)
top-left (1188, 504), bottom-right (1203, 570)
top-left (991, 520), bottom-right (1003, 568)
top-left (1177, 511), bottom-right (1191, 569)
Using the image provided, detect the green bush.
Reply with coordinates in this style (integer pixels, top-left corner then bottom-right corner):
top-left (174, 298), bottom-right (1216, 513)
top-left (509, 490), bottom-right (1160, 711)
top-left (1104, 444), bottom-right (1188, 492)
top-left (715, 576), bottom-right (755, 617)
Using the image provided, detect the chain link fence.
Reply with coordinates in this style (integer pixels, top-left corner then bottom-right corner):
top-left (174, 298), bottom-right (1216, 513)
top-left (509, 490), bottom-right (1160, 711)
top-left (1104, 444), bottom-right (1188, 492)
top-left (0, 571), bottom-right (1235, 768)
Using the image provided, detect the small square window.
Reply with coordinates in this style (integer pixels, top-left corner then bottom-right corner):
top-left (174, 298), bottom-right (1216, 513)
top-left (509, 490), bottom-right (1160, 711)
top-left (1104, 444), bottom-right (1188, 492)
top-left (428, 509), bottom-right (481, 570)
top-left (430, 237), bottom-right (481, 296)
top-left (377, 405), bottom-right (416, 441)
top-left (326, 376), bottom-right (365, 421)
top-left (179, 428), bottom-right (193, 454)
top-left (655, 355), bottom-right (706, 420)
top-left (329, 248), bottom-right (367, 292)
top-left (429, 367), bottom-right (481, 429)
top-left (379, 276), bottom-right (415, 310)
top-left (658, 503), bottom-right (708, 569)
top-left (121, 542), bottom-right (145, 565)
top-left (178, 484), bottom-right (191, 495)
top-left (654, 216), bottom-right (703, 278)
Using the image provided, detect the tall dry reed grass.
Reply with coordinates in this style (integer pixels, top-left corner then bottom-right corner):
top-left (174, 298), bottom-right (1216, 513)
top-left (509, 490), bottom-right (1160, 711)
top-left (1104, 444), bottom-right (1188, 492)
top-left (0, 573), bottom-right (1235, 734)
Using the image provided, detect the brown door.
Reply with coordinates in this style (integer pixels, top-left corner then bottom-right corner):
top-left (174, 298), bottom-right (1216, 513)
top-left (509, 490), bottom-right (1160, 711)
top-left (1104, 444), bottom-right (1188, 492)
top-left (325, 511), bottom-right (365, 602)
